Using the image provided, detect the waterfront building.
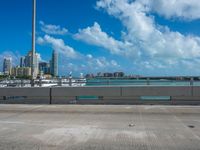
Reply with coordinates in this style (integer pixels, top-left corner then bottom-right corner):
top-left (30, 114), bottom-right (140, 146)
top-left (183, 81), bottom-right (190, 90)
top-left (50, 50), bottom-right (58, 77)
top-left (39, 62), bottom-right (50, 74)
top-left (11, 66), bottom-right (31, 77)
top-left (103, 72), bottom-right (113, 77)
top-left (85, 74), bottom-right (95, 78)
top-left (23, 67), bottom-right (32, 76)
top-left (114, 72), bottom-right (125, 78)
top-left (3, 57), bottom-right (12, 75)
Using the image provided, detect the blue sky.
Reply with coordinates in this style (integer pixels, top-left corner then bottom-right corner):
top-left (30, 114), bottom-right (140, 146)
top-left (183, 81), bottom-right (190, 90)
top-left (1, 0), bottom-right (200, 76)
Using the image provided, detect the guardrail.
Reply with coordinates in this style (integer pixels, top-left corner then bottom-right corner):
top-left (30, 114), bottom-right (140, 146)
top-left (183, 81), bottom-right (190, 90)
top-left (1, 77), bottom-right (200, 87)
top-left (0, 86), bottom-right (200, 105)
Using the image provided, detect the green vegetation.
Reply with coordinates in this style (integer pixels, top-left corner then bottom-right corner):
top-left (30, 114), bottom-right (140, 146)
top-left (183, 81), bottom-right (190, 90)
top-left (15, 76), bottom-right (32, 80)
top-left (0, 75), bottom-right (8, 79)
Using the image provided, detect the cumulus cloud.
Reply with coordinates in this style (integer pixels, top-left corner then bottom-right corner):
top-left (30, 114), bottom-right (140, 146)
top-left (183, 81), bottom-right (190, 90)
top-left (74, 22), bottom-right (139, 57)
top-left (59, 54), bottom-right (121, 75)
top-left (139, 0), bottom-right (200, 20)
top-left (37, 35), bottom-right (80, 59)
top-left (37, 35), bottom-right (121, 74)
top-left (40, 21), bottom-right (68, 35)
top-left (86, 54), bottom-right (120, 69)
top-left (92, 0), bottom-right (200, 74)
top-left (74, 22), bottom-right (123, 55)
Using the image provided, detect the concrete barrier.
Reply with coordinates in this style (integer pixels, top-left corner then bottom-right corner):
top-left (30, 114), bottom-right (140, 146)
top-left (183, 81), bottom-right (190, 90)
top-left (192, 86), bottom-right (200, 96)
top-left (0, 86), bottom-right (200, 105)
top-left (0, 87), bottom-right (50, 97)
top-left (121, 86), bottom-right (192, 96)
top-left (51, 87), bottom-right (121, 97)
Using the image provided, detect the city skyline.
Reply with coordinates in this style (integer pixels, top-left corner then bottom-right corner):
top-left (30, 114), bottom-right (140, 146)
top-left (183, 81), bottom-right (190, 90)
top-left (2, 50), bottom-right (59, 78)
top-left (1, 0), bottom-right (200, 76)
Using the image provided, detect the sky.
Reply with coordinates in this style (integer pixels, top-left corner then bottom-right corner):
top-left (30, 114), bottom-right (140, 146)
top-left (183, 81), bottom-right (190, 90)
top-left (1, 0), bottom-right (200, 76)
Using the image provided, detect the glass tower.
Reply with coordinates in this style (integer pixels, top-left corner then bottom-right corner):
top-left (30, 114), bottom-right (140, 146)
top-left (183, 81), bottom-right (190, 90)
top-left (51, 50), bottom-right (58, 77)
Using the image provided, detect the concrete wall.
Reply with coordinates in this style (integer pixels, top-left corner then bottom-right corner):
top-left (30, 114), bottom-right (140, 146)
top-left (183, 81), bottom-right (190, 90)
top-left (51, 87), bottom-right (121, 97)
top-left (0, 86), bottom-right (200, 104)
top-left (0, 87), bottom-right (50, 97)
top-left (121, 86), bottom-right (192, 96)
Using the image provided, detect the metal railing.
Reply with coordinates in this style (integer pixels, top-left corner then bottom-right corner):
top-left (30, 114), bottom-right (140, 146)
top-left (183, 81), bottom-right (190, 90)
top-left (0, 77), bottom-right (200, 87)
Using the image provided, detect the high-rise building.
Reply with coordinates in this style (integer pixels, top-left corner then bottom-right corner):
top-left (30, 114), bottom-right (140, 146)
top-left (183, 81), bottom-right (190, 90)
top-left (50, 50), bottom-right (58, 77)
top-left (24, 50), bottom-right (39, 77)
top-left (3, 57), bottom-right (12, 75)
top-left (20, 57), bottom-right (25, 67)
top-left (24, 51), bottom-right (32, 67)
top-left (39, 62), bottom-right (50, 74)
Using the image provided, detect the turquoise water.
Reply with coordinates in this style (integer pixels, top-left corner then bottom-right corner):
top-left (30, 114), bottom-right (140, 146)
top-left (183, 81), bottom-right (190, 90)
top-left (86, 79), bottom-right (200, 86)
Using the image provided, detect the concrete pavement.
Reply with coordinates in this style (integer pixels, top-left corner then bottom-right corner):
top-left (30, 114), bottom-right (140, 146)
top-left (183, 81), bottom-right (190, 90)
top-left (0, 105), bottom-right (200, 150)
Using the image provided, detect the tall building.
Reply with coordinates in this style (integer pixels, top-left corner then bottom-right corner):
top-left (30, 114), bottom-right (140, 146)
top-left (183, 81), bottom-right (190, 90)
top-left (20, 57), bottom-right (25, 67)
top-left (24, 50), bottom-right (39, 77)
top-left (3, 57), bottom-right (12, 75)
top-left (24, 51), bottom-right (32, 67)
top-left (50, 50), bottom-right (58, 77)
top-left (39, 62), bottom-right (50, 74)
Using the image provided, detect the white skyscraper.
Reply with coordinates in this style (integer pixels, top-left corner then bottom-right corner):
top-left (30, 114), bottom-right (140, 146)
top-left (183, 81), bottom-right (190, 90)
top-left (3, 57), bottom-right (12, 75)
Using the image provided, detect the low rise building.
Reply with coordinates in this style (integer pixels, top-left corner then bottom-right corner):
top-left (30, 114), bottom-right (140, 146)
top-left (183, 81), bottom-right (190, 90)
top-left (11, 67), bottom-right (31, 77)
top-left (103, 73), bottom-right (113, 77)
top-left (113, 72), bottom-right (125, 78)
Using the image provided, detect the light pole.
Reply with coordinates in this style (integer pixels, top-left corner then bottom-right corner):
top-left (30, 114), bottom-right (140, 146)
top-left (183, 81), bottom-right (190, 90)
top-left (31, 0), bottom-right (36, 86)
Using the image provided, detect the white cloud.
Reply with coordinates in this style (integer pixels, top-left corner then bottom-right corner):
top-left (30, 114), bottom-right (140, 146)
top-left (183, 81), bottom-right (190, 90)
top-left (86, 54), bottom-right (120, 69)
top-left (37, 35), bottom-right (121, 74)
top-left (111, 60), bottom-right (119, 67)
top-left (37, 35), bottom-right (80, 59)
top-left (59, 54), bottom-right (121, 75)
top-left (93, 0), bottom-right (200, 74)
top-left (139, 0), bottom-right (200, 20)
top-left (74, 22), bottom-right (139, 58)
top-left (40, 21), bottom-right (68, 35)
top-left (86, 54), bottom-right (93, 59)
top-left (74, 22), bottom-right (137, 56)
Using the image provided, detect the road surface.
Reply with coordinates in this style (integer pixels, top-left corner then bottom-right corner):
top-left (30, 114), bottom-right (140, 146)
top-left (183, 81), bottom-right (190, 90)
top-left (0, 105), bottom-right (200, 150)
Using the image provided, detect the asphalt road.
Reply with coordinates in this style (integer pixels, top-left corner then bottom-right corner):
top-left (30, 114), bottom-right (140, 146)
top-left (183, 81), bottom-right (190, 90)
top-left (0, 105), bottom-right (200, 150)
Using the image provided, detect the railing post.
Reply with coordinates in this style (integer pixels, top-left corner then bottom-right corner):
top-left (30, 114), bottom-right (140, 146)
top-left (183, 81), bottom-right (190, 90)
top-left (31, 79), bottom-right (35, 87)
top-left (58, 77), bottom-right (62, 86)
top-left (69, 77), bottom-right (72, 86)
top-left (147, 78), bottom-right (150, 85)
top-left (39, 78), bottom-right (42, 87)
top-left (49, 88), bottom-right (52, 104)
top-left (190, 77), bottom-right (194, 86)
top-left (21, 79), bottom-right (23, 87)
